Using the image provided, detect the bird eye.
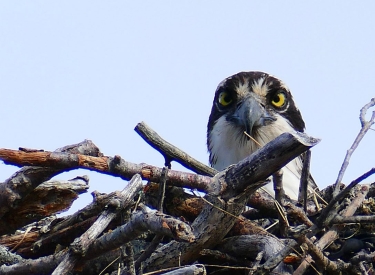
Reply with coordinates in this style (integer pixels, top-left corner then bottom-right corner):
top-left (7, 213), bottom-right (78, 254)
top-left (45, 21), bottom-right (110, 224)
top-left (271, 92), bottom-right (286, 108)
top-left (218, 91), bottom-right (233, 106)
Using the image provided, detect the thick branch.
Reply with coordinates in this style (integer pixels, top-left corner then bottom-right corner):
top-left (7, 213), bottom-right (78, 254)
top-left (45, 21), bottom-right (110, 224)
top-left (87, 204), bottom-right (195, 258)
top-left (0, 176), bottom-right (89, 236)
top-left (0, 205), bottom-right (194, 275)
top-left (0, 132), bottom-right (319, 200)
top-left (143, 132), bottom-right (318, 272)
top-left (219, 132), bottom-right (319, 199)
top-left (51, 174), bottom-right (143, 275)
top-left (0, 140), bottom-right (100, 233)
top-left (331, 214), bottom-right (375, 224)
top-left (0, 149), bottom-right (213, 193)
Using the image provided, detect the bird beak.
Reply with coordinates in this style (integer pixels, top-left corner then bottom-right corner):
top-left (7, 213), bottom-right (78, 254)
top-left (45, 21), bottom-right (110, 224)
top-left (227, 95), bottom-right (275, 137)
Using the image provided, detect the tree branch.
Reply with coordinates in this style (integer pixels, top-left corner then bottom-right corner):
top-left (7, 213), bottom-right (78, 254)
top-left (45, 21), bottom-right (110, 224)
top-left (333, 98), bottom-right (375, 197)
top-left (51, 174), bottom-right (143, 275)
top-left (135, 121), bottom-right (217, 176)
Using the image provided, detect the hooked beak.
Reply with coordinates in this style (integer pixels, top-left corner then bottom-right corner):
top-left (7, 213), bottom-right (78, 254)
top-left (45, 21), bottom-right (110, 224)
top-left (227, 95), bottom-right (275, 137)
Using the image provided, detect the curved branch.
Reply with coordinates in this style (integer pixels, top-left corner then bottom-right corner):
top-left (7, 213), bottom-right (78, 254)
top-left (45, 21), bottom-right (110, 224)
top-left (135, 121), bottom-right (217, 176)
top-left (333, 98), bottom-right (375, 197)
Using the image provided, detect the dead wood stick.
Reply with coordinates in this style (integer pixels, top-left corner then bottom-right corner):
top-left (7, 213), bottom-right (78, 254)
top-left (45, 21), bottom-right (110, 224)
top-left (51, 174), bottom-right (143, 275)
top-left (0, 148), bottom-right (213, 193)
top-left (0, 131), bottom-right (318, 274)
top-left (316, 168), bottom-right (375, 228)
top-left (331, 214), bottom-right (375, 224)
top-left (218, 235), bottom-right (296, 274)
top-left (143, 132), bottom-right (319, 272)
top-left (248, 251), bottom-right (264, 274)
top-left (297, 234), bottom-right (344, 273)
top-left (199, 249), bottom-right (245, 265)
top-left (285, 202), bottom-right (314, 227)
top-left (31, 216), bottom-right (96, 256)
top-left (0, 245), bottom-right (23, 266)
top-left (134, 235), bottom-right (164, 270)
top-left (136, 166), bottom-right (169, 270)
top-left (217, 235), bottom-right (285, 261)
top-left (293, 185), bottom-right (369, 275)
top-left (299, 150), bottom-right (311, 209)
top-left (0, 132), bottom-right (319, 198)
top-left (0, 139), bottom-right (100, 227)
top-left (262, 239), bottom-right (298, 273)
top-left (273, 170), bottom-right (289, 237)
top-left (142, 264), bottom-right (207, 275)
top-left (123, 243), bottom-right (136, 275)
top-left (273, 169), bottom-right (286, 201)
top-left (0, 251), bottom-right (65, 275)
top-left (135, 121), bottom-right (217, 176)
top-left (0, 176), bottom-right (89, 237)
top-left (157, 264), bottom-right (207, 275)
top-left (0, 205), bottom-right (194, 275)
top-left (333, 98), bottom-right (375, 197)
top-left (218, 131), bottom-right (320, 199)
top-left (143, 193), bottom-right (249, 273)
top-left (29, 190), bottom-right (129, 257)
top-left (46, 188), bottom-right (138, 235)
top-left (86, 204), bottom-right (195, 257)
top-left (351, 250), bottom-right (375, 265)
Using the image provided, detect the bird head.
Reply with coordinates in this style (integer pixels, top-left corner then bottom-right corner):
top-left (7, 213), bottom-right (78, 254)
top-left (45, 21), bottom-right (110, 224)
top-left (207, 71), bottom-right (305, 171)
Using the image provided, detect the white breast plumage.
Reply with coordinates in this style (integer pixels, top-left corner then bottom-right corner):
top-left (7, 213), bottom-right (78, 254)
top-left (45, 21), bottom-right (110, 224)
top-left (208, 113), bottom-right (303, 200)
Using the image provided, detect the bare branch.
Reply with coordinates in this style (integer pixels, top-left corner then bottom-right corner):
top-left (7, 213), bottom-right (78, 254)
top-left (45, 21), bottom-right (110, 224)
top-left (0, 148), bottom-right (213, 193)
top-left (294, 185), bottom-right (369, 274)
top-left (0, 140), bottom-right (100, 227)
top-left (331, 214), bottom-right (375, 224)
top-left (316, 171), bottom-right (374, 228)
top-left (51, 174), bottom-right (143, 275)
top-left (333, 98), bottom-right (375, 197)
top-left (0, 176), bottom-right (89, 236)
top-left (298, 150), bottom-right (311, 210)
top-left (0, 205), bottom-right (194, 275)
top-left (135, 121), bottom-right (217, 176)
top-left (142, 132), bottom-right (318, 273)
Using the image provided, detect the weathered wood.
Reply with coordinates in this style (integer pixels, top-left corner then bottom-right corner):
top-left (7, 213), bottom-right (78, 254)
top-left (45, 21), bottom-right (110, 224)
top-left (88, 204), bottom-right (195, 257)
top-left (217, 131), bottom-right (320, 199)
top-left (143, 132), bottom-right (318, 272)
top-left (0, 245), bottom-right (22, 266)
top-left (51, 174), bottom-right (143, 275)
top-left (217, 235), bottom-right (295, 274)
top-left (135, 121), bottom-right (217, 176)
top-left (0, 205), bottom-right (194, 275)
top-left (0, 148), bottom-right (213, 193)
top-left (5, 113), bottom-right (375, 275)
top-left (160, 264), bottom-right (207, 275)
top-left (143, 193), bottom-right (248, 272)
top-left (0, 140), bottom-right (100, 231)
top-left (294, 185), bottom-right (369, 274)
top-left (1, 177), bottom-right (89, 235)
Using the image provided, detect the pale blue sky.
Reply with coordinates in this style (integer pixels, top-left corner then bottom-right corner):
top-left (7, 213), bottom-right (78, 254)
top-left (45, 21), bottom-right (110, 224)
top-left (1, 2), bottom-right (374, 214)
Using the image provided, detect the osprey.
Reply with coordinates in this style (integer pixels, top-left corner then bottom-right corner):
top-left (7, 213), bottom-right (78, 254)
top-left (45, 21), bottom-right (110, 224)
top-left (207, 71), bottom-right (316, 200)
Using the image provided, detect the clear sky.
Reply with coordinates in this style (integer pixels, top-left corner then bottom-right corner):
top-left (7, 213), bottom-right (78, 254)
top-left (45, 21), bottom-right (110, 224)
top-left (1, 2), bottom-right (374, 214)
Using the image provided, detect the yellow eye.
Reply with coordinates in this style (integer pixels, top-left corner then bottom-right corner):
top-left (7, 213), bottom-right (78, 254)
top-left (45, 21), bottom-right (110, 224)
top-left (218, 91), bottom-right (233, 106)
top-left (271, 92), bottom-right (286, 108)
